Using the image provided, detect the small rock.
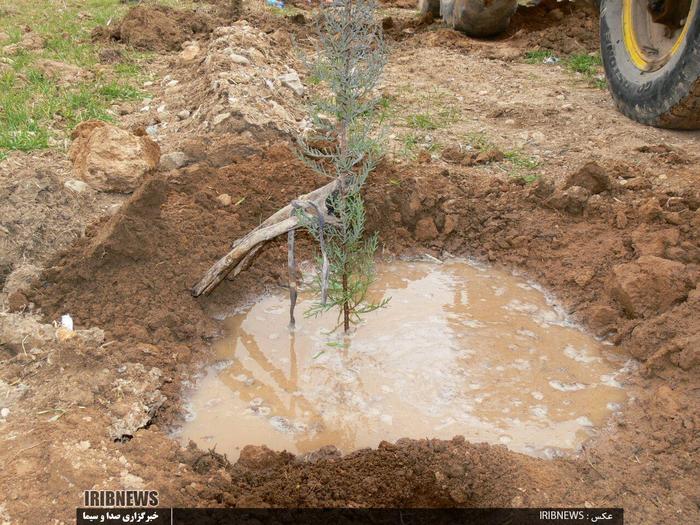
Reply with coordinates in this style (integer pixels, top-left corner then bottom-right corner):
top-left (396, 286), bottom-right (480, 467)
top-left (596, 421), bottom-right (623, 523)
top-left (631, 227), bottom-right (679, 257)
top-left (230, 53), bottom-right (250, 65)
top-left (610, 256), bottom-right (692, 318)
top-left (639, 197), bottom-right (662, 221)
top-left (547, 186), bottom-right (591, 215)
top-left (564, 162), bottom-right (611, 194)
top-left (180, 42), bottom-right (200, 61)
top-left (671, 334), bottom-right (700, 370)
top-left (212, 112), bottom-right (231, 126)
top-left (68, 120), bottom-right (160, 193)
top-left (664, 211), bottom-right (683, 225)
top-left (624, 177), bottom-right (652, 191)
top-left (145, 125), bottom-right (158, 137)
top-left (7, 291), bottom-right (28, 312)
top-left (143, 81), bottom-right (154, 87)
top-left (0, 407), bottom-right (9, 419)
top-left (177, 109), bottom-right (190, 120)
top-left (532, 178), bottom-right (555, 199)
top-left (664, 196), bottom-right (687, 212)
top-left (530, 131), bottom-right (545, 144)
top-left (165, 79), bottom-right (179, 88)
top-left (159, 151), bottom-right (188, 170)
top-left (415, 217), bottom-right (439, 241)
top-left (216, 193), bottom-right (232, 206)
top-left (586, 305), bottom-right (619, 336)
top-left (278, 71), bottom-right (305, 96)
top-left (475, 149), bottom-right (504, 164)
top-left (443, 214), bottom-right (459, 236)
top-left (441, 145), bottom-right (466, 163)
top-left (2, 264), bottom-right (41, 296)
top-left (64, 179), bottom-right (89, 193)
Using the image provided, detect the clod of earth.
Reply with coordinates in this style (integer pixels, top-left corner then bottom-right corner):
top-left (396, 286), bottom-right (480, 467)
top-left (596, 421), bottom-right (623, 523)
top-left (92, 5), bottom-right (214, 52)
top-left (610, 255), bottom-right (693, 318)
top-left (564, 161), bottom-right (612, 194)
top-left (68, 120), bottom-right (160, 193)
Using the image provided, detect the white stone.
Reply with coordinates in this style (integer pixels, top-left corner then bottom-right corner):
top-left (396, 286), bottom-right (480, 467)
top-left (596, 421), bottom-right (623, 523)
top-left (216, 193), bottom-right (232, 206)
top-left (64, 179), bottom-right (89, 193)
top-left (278, 71), bottom-right (304, 96)
top-left (0, 408), bottom-right (9, 418)
top-left (177, 110), bottom-right (190, 120)
top-left (230, 53), bottom-right (250, 65)
top-left (212, 112), bottom-right (231, 126)
top-left (159, 151), bottom-right (188, 170)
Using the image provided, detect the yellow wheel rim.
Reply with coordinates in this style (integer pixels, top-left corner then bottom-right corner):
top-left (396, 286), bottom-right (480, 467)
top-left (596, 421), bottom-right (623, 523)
top-left (623, 0), bottom-right (696, 71)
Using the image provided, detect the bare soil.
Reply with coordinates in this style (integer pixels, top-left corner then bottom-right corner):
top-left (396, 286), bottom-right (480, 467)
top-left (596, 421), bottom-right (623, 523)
top-left (0, 3), bottom-right (698, 524)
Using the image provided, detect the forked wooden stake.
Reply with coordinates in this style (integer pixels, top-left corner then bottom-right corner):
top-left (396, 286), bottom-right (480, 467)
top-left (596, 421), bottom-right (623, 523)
top-left (191, 180), bottom-right (338, 297)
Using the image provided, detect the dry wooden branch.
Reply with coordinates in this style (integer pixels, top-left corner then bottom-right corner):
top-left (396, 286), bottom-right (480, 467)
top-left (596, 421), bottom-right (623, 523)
top-left (192, 180), bottom-right (338, 297)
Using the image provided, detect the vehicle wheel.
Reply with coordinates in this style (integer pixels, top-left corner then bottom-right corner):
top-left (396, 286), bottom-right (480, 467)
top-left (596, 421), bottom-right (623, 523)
top-left (441, 0), bottom-right (518, 37)
top-left (600, 0), bottom-right (700, 129)
top-left (418, 0), bottom-right (441, 18)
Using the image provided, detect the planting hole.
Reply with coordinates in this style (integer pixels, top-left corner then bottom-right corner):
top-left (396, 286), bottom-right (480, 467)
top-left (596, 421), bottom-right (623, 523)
top-left (179, 261), bottom-right (630, 460)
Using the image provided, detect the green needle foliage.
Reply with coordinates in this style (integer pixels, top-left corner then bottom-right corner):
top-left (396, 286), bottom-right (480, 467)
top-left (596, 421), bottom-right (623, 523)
top-left (296, 0), bottom-right (389, 333)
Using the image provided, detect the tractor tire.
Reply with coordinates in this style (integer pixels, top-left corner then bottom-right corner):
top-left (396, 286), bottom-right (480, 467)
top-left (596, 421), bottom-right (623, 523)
top-left (600, 0), bottom-right (700, 129)
top-left (441, 0), bottom-right (518, 37)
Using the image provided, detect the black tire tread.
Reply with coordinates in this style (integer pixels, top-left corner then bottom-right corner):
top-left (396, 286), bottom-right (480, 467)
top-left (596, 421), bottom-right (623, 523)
top-left (657, 76), bottom-right (700, 129)
top-left (601, 0), bottom-right (700, 130)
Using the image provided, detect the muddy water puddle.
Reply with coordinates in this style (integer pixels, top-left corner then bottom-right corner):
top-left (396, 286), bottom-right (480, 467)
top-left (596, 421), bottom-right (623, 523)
top-left (179, 260), bottom-right (631, 460)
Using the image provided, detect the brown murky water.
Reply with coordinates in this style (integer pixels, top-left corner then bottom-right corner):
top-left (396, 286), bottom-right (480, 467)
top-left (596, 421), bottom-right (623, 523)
top-left (179, 260), bottom-right (631, 460)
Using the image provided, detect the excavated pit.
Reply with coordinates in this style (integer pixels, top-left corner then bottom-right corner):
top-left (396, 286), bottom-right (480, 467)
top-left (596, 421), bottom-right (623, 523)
top-left (178, 260), bottom-right (631, 460)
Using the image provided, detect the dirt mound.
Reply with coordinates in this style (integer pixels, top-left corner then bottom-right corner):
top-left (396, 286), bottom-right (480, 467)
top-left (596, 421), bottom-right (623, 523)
top-left (92, 5), bottom-right (214, 52)
top-left (187, 438), bottom-right (540, 507)
top-left (506, 0), bottom-right (600, 55)
top-left (0, 154), bottom-right (122, 302)
top-left (136, 20), bottom-right (308, 144)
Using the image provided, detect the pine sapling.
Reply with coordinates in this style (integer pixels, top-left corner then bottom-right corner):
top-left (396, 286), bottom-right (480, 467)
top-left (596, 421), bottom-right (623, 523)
top-left (292, 0), bottom-right (388, 333)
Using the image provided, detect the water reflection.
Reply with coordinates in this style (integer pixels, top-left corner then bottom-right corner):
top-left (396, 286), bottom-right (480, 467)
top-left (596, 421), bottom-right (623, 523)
top-left (180, 260), bottom-right (631, 460)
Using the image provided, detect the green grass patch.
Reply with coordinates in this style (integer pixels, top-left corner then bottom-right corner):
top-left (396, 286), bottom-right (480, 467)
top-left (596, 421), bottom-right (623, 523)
top-left (462, 132), bottom-right (496, 152)
top-left (524, 49), bottom-right (554, 64)
top-left (397, 131), bottom-right (441, 159)
top-left (503, 150), bottom-right (540, 183)
top-left (0, 0), bottom-right (188, 158)
top-left (565, 53), bottom-right (603, 76)
top-left (524, 49), bottom-right (606, 90)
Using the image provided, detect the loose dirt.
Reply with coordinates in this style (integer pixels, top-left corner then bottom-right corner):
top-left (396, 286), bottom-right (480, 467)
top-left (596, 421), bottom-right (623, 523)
top-left (92, 5), bottom-right (216, 52)
top-left (0, 2), bottom-right (698, 524)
